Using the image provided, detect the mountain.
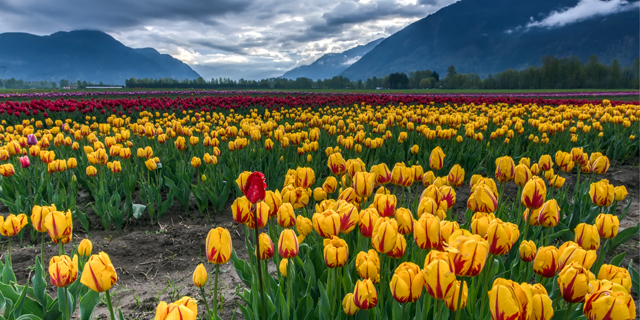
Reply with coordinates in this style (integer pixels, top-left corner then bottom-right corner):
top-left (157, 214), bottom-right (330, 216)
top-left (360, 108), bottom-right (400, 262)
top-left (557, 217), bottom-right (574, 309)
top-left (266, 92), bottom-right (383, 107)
top-left (0, 30), bottom-right (200, 84)
top-left (282, 38), bottom-right (384, 80)
top-left (340, 0), bottom-right (639, 80)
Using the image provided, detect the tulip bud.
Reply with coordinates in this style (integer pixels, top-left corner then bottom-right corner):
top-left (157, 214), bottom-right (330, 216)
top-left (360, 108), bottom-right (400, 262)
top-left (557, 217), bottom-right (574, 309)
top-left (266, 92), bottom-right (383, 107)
top-left (373, 193), bottom-right (397, 218)
top-left (328, 153), bottom-right (347, 176)
top-left (278, 229), bottom-right (299, 259)
top-left (522, 283), bottom-right (554, 320)
top-left (429, 147), bottom-right (445, 170)
top-left (533, 246), bottom-right (559, 278)
top-left (256, 233), bottom-right (275, 260)
top-left (574, 223), bottom-right (600, 251)
top-left (538, 154), bottom-right (553, 171)
top-left (422, 171), bottom-right (436, 186)
top-left (391, 164), bottom-right (414, 187)
top-left (277, 203), bottom-right (296, 228)
top-left (470, 212), bottom-right (496, 238)
top-left (424, 259), bottom-right (456, 300)
top-left (448, 230), bottom-right (489, 277)
top-left (558, 242), bottom-right (597, 270)
top-left (295, 167), bottom-right (315, 189)
top-left (594, 213), bottom-right (619, 239)
top-left (43, 210), bottom-right (72, 240)
top-left (323, 236), bottom-right (349, 268)
top-left (519, 240), bottom-right (536, 262)
top-left (494, 156), bottom-right (515, 183)
top-left (78, 239), bottom-right (93, 257)
top-left (342, 293), bottom-right (360, 316)
top-left (356, 249), bottom-right (380, 283)
top-left (389, 262), bottom-right (423, 303)
top-left (447, 164), bottom-right (465, 187)
top-left (358, 208), bottom-right (379, 238)
top-left (514, 164), bottom-right (531, 187)
top-left (414, 213), bottom-right (440, 250)
top-left (614, 186), bottom-right (628, 201)
top-left (488, 279), bottom-right (533, 320)
top-left (558, 263), bottom-right (596, 303)
top-left (590, 155), bottom-right (610, 174)
top-left (279, 259), bottom-right (288, 277)
top-left (295, 215), bottom-right (313, 238)
top-left (445, 279), bottom-right (468, 311)
top-left (395, 208), bottom-right (414, 235)
top-left (371, 217), bottom-right (398, 253)
top-left (521, 178), bottom-right (546, 209)
top-left (313, 210), bottom-right (341, 238)
top-left (206, 227), bottom-right (232, 264)
top-left (231, 196), bottom-right (251, 224)
top-left (322, 176), bottom-right (338, 194)
top-left (589, 180), bottom-right (614, 207)
top-left (486, 219), bottom-right (519, 256)
top-left (537, 199), bottom-right (560, 227)
top-left (80, 252), bottom-right (118, 292)
top-left (192, 264), bottom-right (207, 288)
top-left (49, 255), bottom-right (78, 288)
top-left (353, 279), bottom-right (378, 310)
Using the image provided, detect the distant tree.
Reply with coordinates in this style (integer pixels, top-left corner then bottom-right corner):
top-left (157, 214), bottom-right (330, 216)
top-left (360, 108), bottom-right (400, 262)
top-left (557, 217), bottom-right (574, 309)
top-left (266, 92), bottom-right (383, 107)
top-left (446, 66), bottom-right (457, 79)
top-left (59, 79), bottom-right (70, 88)
top-left (432, 71), bottom-right (440, 82)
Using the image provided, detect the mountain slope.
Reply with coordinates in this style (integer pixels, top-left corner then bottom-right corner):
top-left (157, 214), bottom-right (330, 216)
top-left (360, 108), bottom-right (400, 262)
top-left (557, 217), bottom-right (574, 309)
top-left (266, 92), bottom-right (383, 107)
top-left (282, 38), bottom-right (384, 80)
top-left (340, 0), bottom-right (639, 80)
top-left (0, 30), bottom-right (200, 84)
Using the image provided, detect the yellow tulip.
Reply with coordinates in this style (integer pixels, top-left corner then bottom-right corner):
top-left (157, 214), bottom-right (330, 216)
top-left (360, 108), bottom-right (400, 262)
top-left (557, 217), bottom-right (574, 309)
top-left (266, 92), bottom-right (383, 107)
top-left (519, 240), bottom-right (536, 262)
top-left (390, 262), bottom-right (423, 303)
top-left (447, 164), bottom-right (465, 187)
top-left (514, 164), bottom-right (532, 187)
top-left (448, 230), bottom-right (488, 277)
top-left (353, 279), bottom-right (378, 310)
top-left (494, 156), bottom-right (515, 183)
top-left (190, 157), bottom-right (201, 168)
top-left (328, 153), bottom-right (347, 176)
top-left (414, 213), bottom-right (440, 250)
top-left (395, 208), bottom-right (414, 235)
top-left (313, 210), bottom-right (341, 238)
top-left (521, 178), bottom-right (546, 209)
top-left (614, 185), bottom-right (628, 201)
top-left (594, 213), bottom-right (619, 239)
top-left (558, 263), bottom-right (596, 303)
top-left (264, 190), bottom-right (282, 218)
top-left (322, 176), bottom-right (338, 193)
top-left (575, 223), bottom-right (600, 251)
top-left (429, 147), bottom-right (445, 170)
top-left (598, 264), bottom-right (632, 293)
top-left (410, 144), bottom-right (419, 154)
top-left (235, 171), bottom-right (252, 192)
top-left (424, 259), bottom-right (456, 300)
top-left (488, 279), bottom-right (533, 320)
top-left (589, 179), bottom-right (614, 207)
top-left (445, 280), bottom-right (468, 311)
top-left (342, 293), bottom-right (360, 316)
top-left (371, 217), bottom-right (398, 253)
top-left (323, 236), bottom-right (349, 268)
top-left (295, 167), bottom-right (315, 188)
top-left (537, 199), bottom-right (560, 227)
top-left (590, 155), bottom-right (610, 174)
top-left (80, 252), bottom-right (118, 292)
top-left (486, 219), bottom-right (519, 256)
top-left (358, 208), bottom-right (379, 238)
top-left (391, 164), bottom-right (414, 187)
top-left (277, 203), bottom-right (296, 228)
top-left (470, 212), bottom-right (496, 238)
top-left (538, 154), bottom-right (553, 171)
top-left (439, 186), bottom-right (456, 210)
top-left (467, 184), bottom-right (498, 213)
top-left (356, 249), bottom-right (381, 283)
top-left (583, 284), bottom-right (636, 320)
top-left (371, 163), bottom-right (392, 185)
top-left (144, 158), bottom-right (157, 171)
top-left (246, 202), bottom-right (269, 230)
top-left (279, 259), bottom-right (288, 277)
top-left (49, 255), bottom-right (78, 288)
top-left (353, 171), bottom-right (375, 198)
top-left (78, 239), bottom-right (93, 257)
top-left (231, 196), bottom-right (251, 224)
top-left (31, 204), bottom-right (56, 233)
top-left (439, 220), bottom-right (460, 248)
top-left (422, 170), bottom-right (436, 186)
top-left (558, 242), bottom-right (597, 270)
top-left (521, 283), bottom-right (554, 320)
top-left (373, 193), bottom-right (397, 218)
top-left (256, 233), bottom-right (275, 260)
top-left (43, 210), bottom-right (72, 240)
top-left (533, 246), bottom-right (559, 278)
top-left (278, 229), bottom-right (299, 259)
top-left (205, 227), bottom-right (232, 264)
top-left (192, 264), bottom-right (207, 287)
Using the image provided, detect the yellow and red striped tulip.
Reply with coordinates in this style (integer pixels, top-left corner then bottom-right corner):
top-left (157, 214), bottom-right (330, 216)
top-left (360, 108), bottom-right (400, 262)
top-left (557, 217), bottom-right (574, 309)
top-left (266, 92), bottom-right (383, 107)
top-left (538, 154), bottom-right (553, 171)
top-left (43, 210), bottom-right (72, 240)
top-left (558, 242), bottom-right (597, 270)
top-left (519, 240), bottom-right (537, 262)
top-left (614, 186), bottom-right (628, 201)
top-left (575, 223), bottom-right (601, 251)
top-left (277, 203), bottom-right (296, 228)
top-left (371, 217), bottom-right (398, 253)
top-left (467, 184), bottom-right (498, 213)
top-left (387, 234), bottom-right (407, 258)
top-left (514, 164), bottom-right (532, 187)
top-left (206, 227), bottom-right (232, 264)
top-left (414, 213), bottom-right (440, 250)
top-left (448, 229), bottom-right (489, 277)
top-left (374, 193), bottom-right (397, 218)
top-left (424, 258), bottom-right (456, 300)
top-left (594, 213), bottom-right (619, 239)
top-left (395, 208), bottom-right (414, 235)
top-left (313, 210), bottom-right (341, 238)
top-left (371, 163), bottom-right (392, 185)
top-left (278, 229), bottom-right (299, 259)
top-left (521, 178), bottom-right (546, 209)
top-left (80, 252), bottom-right (118, 292)
top-left (590, 155), bottom-right (610, 174)
top-left (429, 147), bottom-right (445, 170)
top-left (192, 264), bottom-right (207, 288)
top-left (264, 190), bottom-right (282, 218)
top-left (445, 280), bottom-right (468, 311)
top-left (558, 263), bottom-right (596, 303)
top-left (598, 264), bottom-right (632, 292)
top-left (246, 202), bottom-right (269, 229)
top-left (583, 285), bottom-right (636, 320)
top-left (353, 279), bottom-right (378, 310)
top-left (488, 279), bottom-right (533, 320)
top-left (322, 176), bottom-right (338, 194)
top-left (353, 171), bottom-right (375, 198)
top-left (495, 156), bottom-right (515, 183)
top-left (323, 236), bottom-right (349, 268)
top-left (49, 255), bottom-right (78, 288)
top-left (256, 233), bottom-right (275, 260)
top-left (356, 250), bottom-right (380, 283)
top-left (391, 164), bottom-right (414, 187)
top-left (342, 293), bottom-right (359, 316)
top-left (470, 212), bottom-right (496, 238)
top-left (447, 164), bottom-right (465, 187)
top-left (589, 180), bottom-right (614, 207)
top-left (486, 219), bottom-right (520, 256)
top-left (295, 167), bottom-right (315, 189)
top-left (533, 246), bottom-right (559, 278)
top-left (358, 208), bottom-right (379, 238)
top-left (390, 262), bottom-right (423, 303)
top-left (537, 199), bottom-right (560, 227)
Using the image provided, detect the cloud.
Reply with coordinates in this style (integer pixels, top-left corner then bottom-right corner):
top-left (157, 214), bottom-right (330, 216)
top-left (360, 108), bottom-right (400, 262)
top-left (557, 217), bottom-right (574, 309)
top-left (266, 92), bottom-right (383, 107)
top-left (526, 0), bottom-right (639, 29)
top-left (0, 0), bottom-right (459, 80)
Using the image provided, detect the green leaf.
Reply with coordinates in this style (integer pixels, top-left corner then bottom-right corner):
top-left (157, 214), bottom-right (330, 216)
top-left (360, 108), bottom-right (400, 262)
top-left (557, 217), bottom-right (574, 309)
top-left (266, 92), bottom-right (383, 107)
top-left (12, 279), bottom-right (29, 319)
top-left (609, 252), bottom-right (625, 267)
top-left (609, 223), bottom-right (639, 252)
top-left (2, 255), bottom-right (16, 284)
top-left (131, 203), bottom-right (146, 219)
top-left (31, 256), bottom-right (47, 309)
top-left (15, 316), bottom-right (42, 320)
top-left (79, 290), bottom-right (101, 320)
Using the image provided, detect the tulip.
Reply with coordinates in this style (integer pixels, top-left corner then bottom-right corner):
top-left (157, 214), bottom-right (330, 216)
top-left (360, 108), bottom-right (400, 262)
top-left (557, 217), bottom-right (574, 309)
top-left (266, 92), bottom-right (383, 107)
top-left (558, 263), bottom-right (596, 303)
top-left (488, 279), bottom-right (533, 320)
top-left (447, 164), bottom-right (465, 187)
top-left (192, 263), bottom-right (207, 287)
top-left (583, 285), bottom-right (636, 320)
top-left (429, 147), bottom-right (445, 170)
top-left (49, 255), bottom-right (78, 288)
top-left (514, 164), bottom-right (532, 187)
top-left (278, 229), bottom-right (299, 259)
top-left (346, 158), bottom-right (366, 178)
top-left (81, 252), bottom-right (118, 292)
top-left (206, 227), bottom-right (232, 264)
top-left (439, 220), bottom-right (459, 248)
top-left (337, 187), bottom-right (356, 203)
top-left (414, 213), bottom-right (440, 250)
top-left (519, 240), bottom-right (536, 262)
top-left (522, 283), bottom-right (554, 320)
top-left (590, 155), bottom-right (610, 174)
top-left (313, 210), bottom-right (341, 238)
top-left (614, 186), bottom-right (628, 201)
top-left (448, 230), bottom-right (489, 277)
top-left (395, 208), bottom-right (414, 235)
top-left (0, 164), bottom-right (15, 177)
top-left (558, 242), bottom-right (597, 270)
top-left (295, 215), bottom-right (313, 241)
top-left (423, 258), bottom-right (456, 300)
top-left (495, 156), bottom-right (515, 183)
top-left (371, 163), bottom-right (392, 185)
top-left (279, 259), bottom-right (288, 277)
top-left (342, 293), bottom-right (360, 316)
top-left (43, 210), bottom-right (72, 241)
top-left (328, 153), bottom-right (347, 176)
top-left (589, 180), bottom-right (614, 207)
top-left (423, 170), bottom-right (436, 186)
top-left (31, 205), bottom-right (55, 233)
top-left (358, 208), bottom-right (379, 238)
top-left (356, 250), bottom-right (381, 283)
top-left (246, 202), bottom-right (269, 229)
top-left (78, 239), bottom-right (93, 257)
top-left (256, 233), bottom-right (275, 260)
top-left (277, 203), bottom-right (296, 228)
top-left (322, 176), bottom-right (338, 194)
top-left (539, 154), bottom-right (553, 171)
top-left (231, 196), bottom-right (251, 224)
top-left (530, 163), bottom-right (540, 175)
top-left (412, 164), bottom-right (424, 181)
top-left (353, 279), bottom-right (378, 309)
top-left (521, 178), bottom-right (546, 209)
top-left (283, 187), bottom-right (311, 209)
top-left (154, 297), bottom-right (198, 320)
top-left (445, 279), bottom-right (468, 311)
top-left (391, 164), bottom-right (414, 187)
top-left (440, 185), bottom-right (456, 209)
top-left (389, 262), bottom-right (423, 303)
top-left (374, 193), bottom-right (397, 218)
top-left (575, 223), bottom-right (600, 251)
top-left (594, 213), bottom-right (619, 239)
top-left (190, 157), bottom-right (201, 168)
top-left (243, 171), bottom-right (267, 204)
top-left (264, 190), bottom-right (282, 218)
top-left (323, 236), bottom-right (349, 267)
top-left (371, 217), bottom-right (398, 253)
top-left (486, 219), bottom-right (519, 256)
top-left (67, 158), bottom-right (77, 169)
top-left (467, 184), bottom-right (498, 213)
top-left (295, 167), bottom-right (315, 189)
top-left (353, 171), bottom-right (375, 198)
top-left (533, 246), bottom-right (559, 278)
top-left (470, 212), bottom-right (496, 238)
top-left (19, 156), bottom-right (30, 168)
top-left (537, 199), bottom-right (560, 228)
top-left (332, 200), bottom-right (359, 234)
top-left (417, 196), bottom-right (442, 217)
top-left (598, 264), bottom-right (632, 292)
top-left (144, 158), bottom-right (157, 171)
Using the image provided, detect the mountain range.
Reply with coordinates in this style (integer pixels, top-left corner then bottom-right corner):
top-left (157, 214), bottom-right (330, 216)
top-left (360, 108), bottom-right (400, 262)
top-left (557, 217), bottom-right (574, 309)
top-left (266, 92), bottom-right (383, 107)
top-left (281, 38), bottom-right (384, 80)
top-left (338, 0), bottom-right (639, 80)
top-left (0, 30), bottom-right (200, 85)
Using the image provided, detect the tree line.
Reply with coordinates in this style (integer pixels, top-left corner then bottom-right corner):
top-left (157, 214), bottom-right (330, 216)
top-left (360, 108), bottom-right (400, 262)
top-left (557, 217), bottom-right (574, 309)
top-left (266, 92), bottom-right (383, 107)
top-left (1, 79), bottom-right (113, 90)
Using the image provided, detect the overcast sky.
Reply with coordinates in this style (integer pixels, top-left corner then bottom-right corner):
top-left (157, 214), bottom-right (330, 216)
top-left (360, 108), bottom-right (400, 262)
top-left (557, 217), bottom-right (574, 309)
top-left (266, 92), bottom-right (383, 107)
top-left (1, 0), bottom-right (636, 80)
top-left (0, 0), bottom-right (459, 80)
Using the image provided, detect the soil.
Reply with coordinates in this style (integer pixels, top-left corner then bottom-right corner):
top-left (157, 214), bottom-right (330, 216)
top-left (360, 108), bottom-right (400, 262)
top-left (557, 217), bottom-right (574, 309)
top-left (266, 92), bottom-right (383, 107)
top-left (3, 164), bottom-right (639, 320)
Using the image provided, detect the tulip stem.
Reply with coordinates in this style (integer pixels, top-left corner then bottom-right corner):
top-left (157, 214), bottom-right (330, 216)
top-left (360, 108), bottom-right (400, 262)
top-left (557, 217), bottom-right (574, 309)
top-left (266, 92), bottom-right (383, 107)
top-left (436, 299), bottom-right (443, 320)
top-left (253, 209), bottom-right (266, 320)
top-left (594, 239), bottom-right (609, 274)
top-left (288, 260), bottom-right (293, 315)
top-left (454, 278), bottom-right (464, 320)
top-left (544, 226), bottom-right (551, 246)
top-left (58, 241), bottom-right (64, 256)
top-left (41, 233), bottom-right (46, 269)
top-left (401, 303), bottom-right (406, 320)
top-left (563, 303), bottom-right (573, 320)
top-left (200, 286), bottom-right (212, 320)
top-left (480, 255), bottom-right (495, 319)
top-left (64, 287), bottom-right (70, 320)
top-left (213, 264), bottom-right (220, 319)
top-left (104, 290), bottom-right (117, 320)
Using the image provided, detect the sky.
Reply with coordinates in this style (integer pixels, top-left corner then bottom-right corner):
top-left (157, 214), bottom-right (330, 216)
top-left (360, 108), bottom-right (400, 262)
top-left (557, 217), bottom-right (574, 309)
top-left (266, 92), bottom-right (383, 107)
top-left (0, 0), bottom-right (460, 80)
top-left (0, 0), bottom-right (637, 80)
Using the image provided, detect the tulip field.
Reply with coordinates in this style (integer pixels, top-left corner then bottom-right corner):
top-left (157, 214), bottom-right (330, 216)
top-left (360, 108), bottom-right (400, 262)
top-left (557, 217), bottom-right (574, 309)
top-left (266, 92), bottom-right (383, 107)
top-left (0, 90), bottom-right (638, 320)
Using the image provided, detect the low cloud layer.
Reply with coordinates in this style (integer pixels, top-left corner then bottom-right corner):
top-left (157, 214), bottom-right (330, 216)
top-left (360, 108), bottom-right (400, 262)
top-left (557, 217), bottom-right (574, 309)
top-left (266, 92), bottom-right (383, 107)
top-left (0, 0), bottom-right (458, 80)
top-left (527, 0), bottom-right (639, 28)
